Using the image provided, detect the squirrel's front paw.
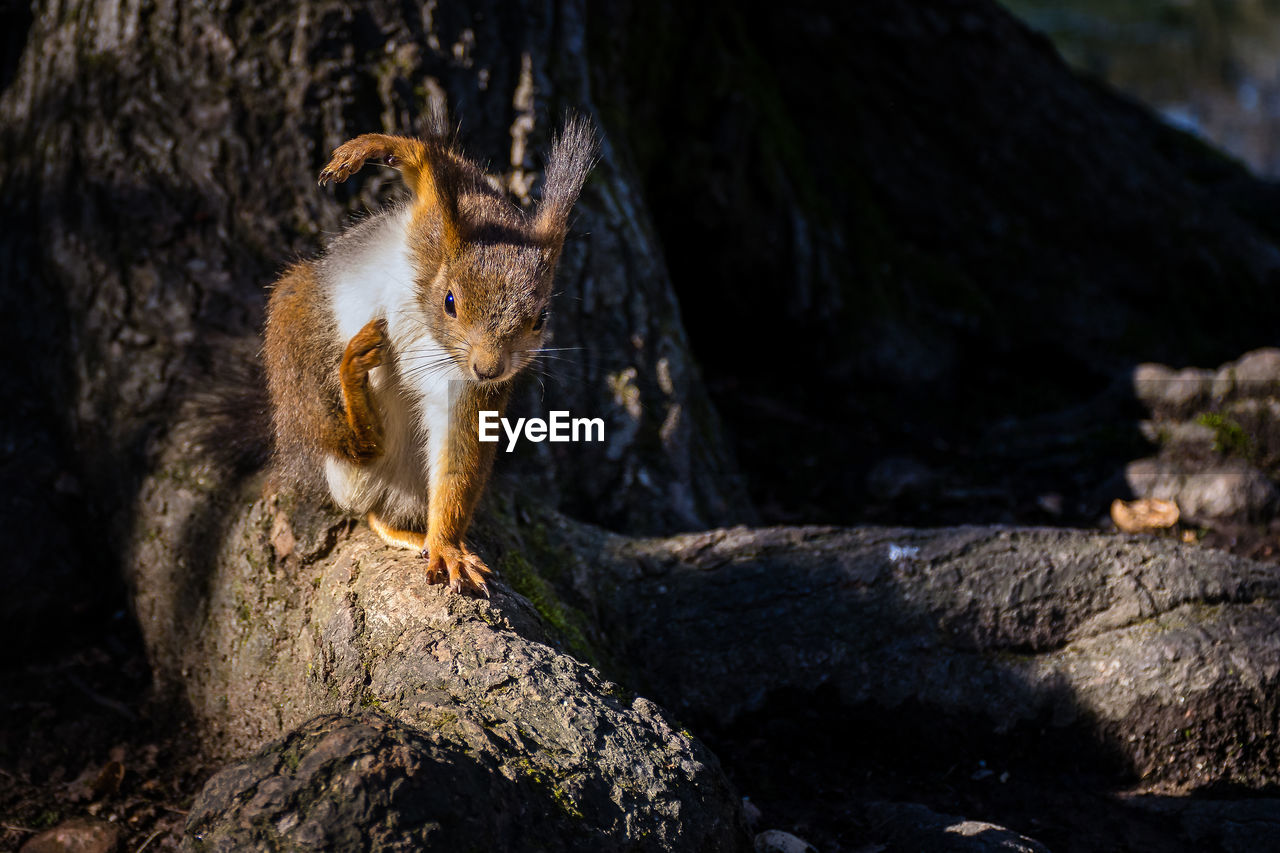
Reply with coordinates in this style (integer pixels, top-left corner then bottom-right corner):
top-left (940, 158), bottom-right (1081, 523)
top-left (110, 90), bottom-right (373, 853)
top-left (343, 318), bottom-right (388, 377)
top-left (339, 318), bottom-right (389, 462)
top-left (422, 541), bottom-right (493, 598)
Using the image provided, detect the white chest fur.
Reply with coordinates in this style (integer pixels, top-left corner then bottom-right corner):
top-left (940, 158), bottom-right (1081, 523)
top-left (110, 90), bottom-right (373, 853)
top-left (319, 206), bottom-right (464, 528)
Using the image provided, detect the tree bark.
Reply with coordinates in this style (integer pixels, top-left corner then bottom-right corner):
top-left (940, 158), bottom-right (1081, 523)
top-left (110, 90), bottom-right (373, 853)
top-left (598, 524), bottom-right (1280, 788)
top-left (185, 712), bottom-right (741, 853)
top-left (150, 495), bottom-right (747, 851)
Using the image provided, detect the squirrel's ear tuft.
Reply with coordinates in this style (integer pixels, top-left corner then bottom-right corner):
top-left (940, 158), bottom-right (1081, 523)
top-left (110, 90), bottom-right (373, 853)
top-left (533, 114), bottom-right (599, 253)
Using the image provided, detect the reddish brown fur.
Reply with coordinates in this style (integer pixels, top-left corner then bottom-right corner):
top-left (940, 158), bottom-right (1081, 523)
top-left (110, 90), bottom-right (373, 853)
top-left (421, 381), bottom-right (511, 593)
top-left (263, 262), bottom-right (352, 497)
top-left (338, 319), bottom-right (387, 461)
top-left (268, 118), bottom-right (597, 596)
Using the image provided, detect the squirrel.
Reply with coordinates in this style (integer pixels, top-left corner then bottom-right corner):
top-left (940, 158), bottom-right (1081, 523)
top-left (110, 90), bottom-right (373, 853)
top-left (263, 115), bottom-right (597, 596)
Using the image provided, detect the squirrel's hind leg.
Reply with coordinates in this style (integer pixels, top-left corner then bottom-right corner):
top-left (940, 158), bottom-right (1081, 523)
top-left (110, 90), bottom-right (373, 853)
top-left (368, 513), bottom-right (490, 597)
top-left (367, 512), bottom-right (426, 551)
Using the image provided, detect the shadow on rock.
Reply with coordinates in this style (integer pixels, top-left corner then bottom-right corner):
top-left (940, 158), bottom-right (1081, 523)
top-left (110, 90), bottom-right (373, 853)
top-left (185, 712), bottom-right (614, 852)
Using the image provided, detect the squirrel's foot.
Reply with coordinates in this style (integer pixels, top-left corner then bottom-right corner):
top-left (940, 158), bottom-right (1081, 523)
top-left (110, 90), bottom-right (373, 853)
top-left (422, 541), bottom-right (493, 598)
top-left (319, 135), bottom-right (409, 186)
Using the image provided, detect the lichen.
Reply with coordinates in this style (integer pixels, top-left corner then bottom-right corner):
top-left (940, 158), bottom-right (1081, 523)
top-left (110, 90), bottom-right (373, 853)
top-left (509, 757), bottom-right (585, 821)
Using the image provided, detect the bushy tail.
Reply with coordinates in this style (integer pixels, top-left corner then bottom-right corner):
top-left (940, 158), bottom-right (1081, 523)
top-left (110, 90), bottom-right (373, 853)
top-left (178, 337), bottom-right (272, 478)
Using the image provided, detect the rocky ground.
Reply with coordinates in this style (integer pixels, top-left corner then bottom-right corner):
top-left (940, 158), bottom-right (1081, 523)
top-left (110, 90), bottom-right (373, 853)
top-left (9, 356), bottom-right (1280, 853)
top-left (9, 346), bottom-right (1280, 852)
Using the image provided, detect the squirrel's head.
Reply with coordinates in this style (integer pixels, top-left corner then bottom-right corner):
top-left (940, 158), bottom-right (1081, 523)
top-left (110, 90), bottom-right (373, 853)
top-left (321, 116), bottom-right (598, 384)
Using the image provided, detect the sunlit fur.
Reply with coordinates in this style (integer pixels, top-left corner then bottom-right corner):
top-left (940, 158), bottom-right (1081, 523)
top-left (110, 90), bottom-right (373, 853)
top-left (264, 116), bottom-right (596, 594)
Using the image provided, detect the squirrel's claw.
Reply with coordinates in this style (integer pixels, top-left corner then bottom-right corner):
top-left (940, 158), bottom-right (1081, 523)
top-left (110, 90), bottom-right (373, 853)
top-left (424, 542), bottom-right (493, 598)
top-left (318, 162), bottom-right (353, 187)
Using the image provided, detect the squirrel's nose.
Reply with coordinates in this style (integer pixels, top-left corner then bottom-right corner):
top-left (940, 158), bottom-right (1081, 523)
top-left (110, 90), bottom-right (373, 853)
top-left (471, 355), bottom-right (505, 381)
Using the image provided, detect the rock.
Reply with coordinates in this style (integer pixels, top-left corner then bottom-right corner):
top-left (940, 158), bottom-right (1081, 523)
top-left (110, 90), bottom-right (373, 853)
top-left (754, 829), bottom-right (819, 853)
top-left (862, 802), bottom-right (1049, 852)
top-left (1228, 348), bottom-right (1280, 400)
top-left (1212, 348), bottom-right (1280, 402)
top-left (1130, 350), bottom-right (1280, 541)
top-left (19, 818), bottom-right (120, 853)
top-left (185, 712), bottom-right (716, 852)
top-left (1133, 364), bottom-right (1214, 418)
top-left (1136, 418), bottom-right (1216, 453)
top-left (1125, 457), bottom-right (1278, 522)
top-left (1212, 364), bottom-right (1236, 401)
top-left (1221, 397), bottom-right (1280, 461)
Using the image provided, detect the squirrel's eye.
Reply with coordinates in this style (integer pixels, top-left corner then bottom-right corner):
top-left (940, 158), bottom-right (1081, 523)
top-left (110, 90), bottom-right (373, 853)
top-left (532, 309), bottom-right (548, 332)
top-left (444, 291), bottom-right (456, 317)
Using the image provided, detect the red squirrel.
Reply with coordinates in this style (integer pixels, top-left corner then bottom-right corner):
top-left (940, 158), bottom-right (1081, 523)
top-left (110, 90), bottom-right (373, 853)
top-left (263, 116), bottom-right (597, 596)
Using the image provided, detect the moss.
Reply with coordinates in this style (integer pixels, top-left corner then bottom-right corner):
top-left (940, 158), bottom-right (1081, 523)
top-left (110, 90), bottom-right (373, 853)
top-left (498, 551), bottom-right (598, 667)
top-left (474, 493), bottom-right (629, 679)
top-left (1197, 412), bottom-right (1255, 460)
top-left (549, 783), bottom-right (585, 820)
top-left (601, 681), bottom-right (634, 704)
top-left (244, 544), bottom-right (266, 573)
top-left (422, 709), bottom-right (459, 732)
top-left (510, 758), bottom-right (585, 821)
top-left (474, 606), bottom-right (502, 628)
